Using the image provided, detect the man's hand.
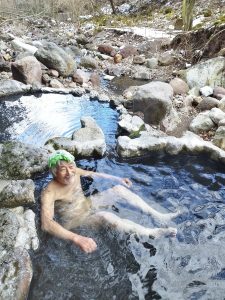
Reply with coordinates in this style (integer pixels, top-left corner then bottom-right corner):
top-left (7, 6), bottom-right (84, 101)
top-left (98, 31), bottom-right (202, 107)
top-left (121, 178), bottom-right (132, 188)
top-left (72, 234), bottom-right (97, 253)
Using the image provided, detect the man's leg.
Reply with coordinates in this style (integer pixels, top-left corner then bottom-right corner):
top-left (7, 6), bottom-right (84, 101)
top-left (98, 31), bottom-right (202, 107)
top-left (91, 185), bottom-right (179, 226)
top-left (89, 211), bottom-right (177, 238)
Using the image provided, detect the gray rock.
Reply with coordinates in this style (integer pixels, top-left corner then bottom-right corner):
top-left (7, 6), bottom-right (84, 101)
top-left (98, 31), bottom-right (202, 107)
top-left (197, 97), bottom-right (219, 111)
top-left (218, 96), bottom-right (225, 112)
top-left (34, 42), bottom-right (76, 76)
top-left (0, 248), bottom-right (32, 300)
top-left (0, 180), bottom-right (35, 208)
top-left (0, 80), bottom-right (31, 99)
top-left (0, 141), bottom-right (49, 179)
top-left (213, 126), bottom-right (225, 150)
top-left (11, 37), bottom-right (37, 54)
top-left (11, 56), bottom-right (42, 85)
top-left (131, 66), bottom-right (151, 80)
top-left (46, 117), bottom-right (106, 157)
top-left (158, 51), bottom-right (174, 66)
top-left (125, 81), bottom-right (173, 125)
top-left (200, 86), bottom-right (213, 97)
top-left (182, 57), bottom-right (225, 89)
top-left (79, 56), bottom-right (98, 69)
top-left (49, 78), bottom-right (64, 88)
top-left (145, 58), bottom-right (158, 69)
top-left (213, 86), bottom-right (225, 100)
top-left (189, 112), bottom-right (215, 133)
top-left (117, 130), bottom-right (225, 161)
top-left (209, 107), bottom-right (225, 125)
top-left (118, 114), bottom-right (145, 134)
top-left (133, 55), bottom-right (146, 65)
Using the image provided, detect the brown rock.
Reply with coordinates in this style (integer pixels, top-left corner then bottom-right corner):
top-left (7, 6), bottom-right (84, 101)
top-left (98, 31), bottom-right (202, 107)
top-left (119, 45), bottom-right (138, 58)
top-left (48, 69), bottom-right (59, 77)
top-left (72, 69), bottom-right (90, 85)
top-left (11, 56), bottom-right (42, 85)
top-left (213, 86), bottom-right (225, 100)
top-left (42, 73), bottom-right (51, 84)
top-left (133, 55), bottom-right (146, 65)
top-left (49, 79), bottom-right (64, 88)
top-left (98, 44), bottom-right (116, 57)
top-left (197, 97), bottom-right (220, 111)
top-left (90, 72), bottom-right (100, 87)
top-left (72, 72), bottom-right (83, 85)
top-left (169, 78), bottom-right (189, 95)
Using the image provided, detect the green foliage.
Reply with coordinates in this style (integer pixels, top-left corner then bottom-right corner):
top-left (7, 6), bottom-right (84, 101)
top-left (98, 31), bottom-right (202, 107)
top-left (214, 14), bottom-right (225, 26)
top-left (129, 124), bottom-right (146, 139)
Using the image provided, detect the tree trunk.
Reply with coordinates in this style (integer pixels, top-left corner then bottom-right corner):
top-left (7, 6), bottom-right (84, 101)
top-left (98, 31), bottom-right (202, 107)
top-left (182, 0), bottom-right (195, 31)
top-left (108, 0), bottom-right (116, 14)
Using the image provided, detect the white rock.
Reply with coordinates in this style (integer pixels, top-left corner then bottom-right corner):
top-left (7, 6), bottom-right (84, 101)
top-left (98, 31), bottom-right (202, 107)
top-left (200, 86), bottom-right (213, 97)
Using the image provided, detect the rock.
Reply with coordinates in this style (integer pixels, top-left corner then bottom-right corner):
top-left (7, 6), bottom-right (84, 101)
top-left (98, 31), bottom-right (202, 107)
top-left (219, 119), bottom-right (225, 127)
top-left (189, 112), bottom-right (215, 133)
top-left (213, 126), bottom-right (225, 150)
top-left (11, 56), bottom-right (42, 85)
top-left (213, 86), bottom-right (225, 100)
top-left (116, 130), bottom-right (225, 160)
top-left (76, 34), bottom-right (89, 45)
top-left (48, 69), bottom-right (59, 77)
top-left (79, 56), bottom-right (98, 69)
top-left (49, 78), bottom-right (64, 88)
top-left (72, 69), bottom-right (89, 85)
top-left (169, 78), bottom-right (189, 95)
top-left (0, 141), bottom-right (49, 179)
top-left (120, 45), bottom-right (138, 58)
top-left (145, 58), bottom-right (158, 69)
top-left (124, 81), bottom-right (173, 125)
top-left (98, 44), bottom-right (116, 57)
top-left (0, 61), bottom-right (11, 72)
top-left (218, 48), bottom-right (225, 57)
top-left (72, 117), bottom-right (106, 156)
top-left (219, 97), bottom-right (225, 111)
top-left (0, 208), bottom-right (19, 250)
top-left (158, 51), bottom-right (174, 66)
top-left (104, 75), bottom-right (115, 81)
top-left (181, 57), bottom-right (225, 89)
top-left (42, 73), bottom-right (51, 84)
top-left (174, 18), bottom-right (183, 30)
top-left (209, 107), bottom-right (225, 125)
top-left (0, 80), bottom-right (31, 99)
top-left (114, 53), bottom-right (123, 63)
top-left (118, 114), bottom-right (145, 134)
top-left (46, 117), bottom-right (106, 157)
top-left (34, 42), bottom-right (76, 77)
top-left (107, 64), bottom-right (130, 77)
top-left (11, 37), bottom-right (37, 54)
top-left (197, 97), bottom-right (219, 111)
top-left (98, 93), bottom-right (110, 102)
top-left (0, 248), bottom-right (32, 300)
top-left (133, 55), bottom-right (145, 65)
top-left (188, 87), bottom-right (200, 96)
top-left (90, 72), bottom-right (100, 87)
top-left (0, 179), bottom-right (35, 208)
top-left (200, 86), bottom-right (213, 97)
top-left (131, 66), bottom-right (151, 80)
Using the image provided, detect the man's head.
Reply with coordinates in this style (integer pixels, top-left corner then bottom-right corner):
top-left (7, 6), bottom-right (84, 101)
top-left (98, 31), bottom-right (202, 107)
top-left (48, 150), bottom-right (76, 185)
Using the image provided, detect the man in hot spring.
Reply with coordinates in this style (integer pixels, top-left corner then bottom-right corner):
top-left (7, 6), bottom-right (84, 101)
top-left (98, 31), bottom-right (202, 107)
top-left (41, 150), bottom-right (178, 253)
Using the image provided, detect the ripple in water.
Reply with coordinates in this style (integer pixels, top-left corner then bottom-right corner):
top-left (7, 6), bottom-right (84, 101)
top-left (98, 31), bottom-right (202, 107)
top-left (2, 94), bottom-right (225, 300)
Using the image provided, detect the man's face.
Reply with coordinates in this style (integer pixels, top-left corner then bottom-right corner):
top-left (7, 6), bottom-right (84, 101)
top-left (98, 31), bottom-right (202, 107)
top-left (55, 161), bottom-right (76, 185)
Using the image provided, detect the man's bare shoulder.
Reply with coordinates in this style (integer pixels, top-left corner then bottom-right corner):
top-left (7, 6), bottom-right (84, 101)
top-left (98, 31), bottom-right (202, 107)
top-left (41, 180), bottom-right (57, 202)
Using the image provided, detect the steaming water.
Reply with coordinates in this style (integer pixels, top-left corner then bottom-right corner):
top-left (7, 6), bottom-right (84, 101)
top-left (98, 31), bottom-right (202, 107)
top-left (1, 94), bottom-right (225, 299)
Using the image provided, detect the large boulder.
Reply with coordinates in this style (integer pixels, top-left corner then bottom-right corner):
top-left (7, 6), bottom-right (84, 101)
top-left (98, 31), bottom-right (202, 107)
top-left (124, 81), bottom-right (173, 125)
top-left (0, 80), bottom-right (30, 99)
top-left (181, 57), bottom-right (225, 89)
top-left (0, 141), bottom-right (49, 179)
top-left (116, 130), bottom-right (225, 161)
top-left (0, 179), bottom-right (35, 208)
top-left (11, 56), bottom-right (42, 85)
top-left (46, 117), bottom-right (106, 157)
top-left (34, 42), bottom-right (76, 77)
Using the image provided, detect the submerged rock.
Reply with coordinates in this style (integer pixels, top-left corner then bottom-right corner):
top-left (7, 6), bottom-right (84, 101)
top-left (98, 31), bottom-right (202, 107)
top-left (0, 141), bottom-right (49, 179)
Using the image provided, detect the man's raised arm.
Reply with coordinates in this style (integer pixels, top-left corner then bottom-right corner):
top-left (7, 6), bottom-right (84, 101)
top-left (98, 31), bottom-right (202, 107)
top-left (41, 185), bottom-right (97, 253)
top-left (76, 168), bottom-right (132, 188)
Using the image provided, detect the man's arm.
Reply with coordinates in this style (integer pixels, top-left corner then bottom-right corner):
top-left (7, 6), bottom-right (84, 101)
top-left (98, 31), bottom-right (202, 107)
top-left (41, 185), bottom-right (97, 253)
top-left (76, 168), bottom-right (132, 187)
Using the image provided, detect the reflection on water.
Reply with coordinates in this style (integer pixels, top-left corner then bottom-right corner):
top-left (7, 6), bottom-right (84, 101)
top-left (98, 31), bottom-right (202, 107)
top-left (2, 94), bottom-right (225, 299)
top-left (0, 93), bottom-right (118, 147)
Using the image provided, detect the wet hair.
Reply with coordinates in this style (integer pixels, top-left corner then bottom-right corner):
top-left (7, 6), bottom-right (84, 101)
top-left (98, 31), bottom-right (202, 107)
top-left (50, 160), bottom-right (76, 177)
